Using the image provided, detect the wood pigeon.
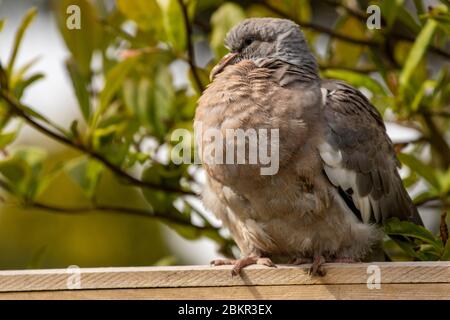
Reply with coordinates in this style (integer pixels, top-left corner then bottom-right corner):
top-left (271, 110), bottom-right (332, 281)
top-left (194, 18), bottom-right (422, 276)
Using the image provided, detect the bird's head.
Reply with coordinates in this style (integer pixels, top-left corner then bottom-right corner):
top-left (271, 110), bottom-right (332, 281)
top-left (210, 17), bottom-right (317, 80)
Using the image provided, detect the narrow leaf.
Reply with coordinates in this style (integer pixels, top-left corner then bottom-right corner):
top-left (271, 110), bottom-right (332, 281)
top-left (66, 157), bottom-right (104, 199)
top-left (385, 218), bottom-right (443, 253)
top-left (7, 8), bottom-right (38, 77)
top-left (98, 57), bottom-right (138, 116)
top-left (210, 3), bottom-right (246, 58)
top-left (398, 153), bottom-right (440, 188)
top-left (66, 58), bottom-right (91, 121)
top-left (322, 69), bottom-right (387, 95)
top-left (117, 0), bottom-right (163, 32)
top-left (157, 0), bottom-right (186, 52)
top-left (399, 19), bottom-right (438, 97)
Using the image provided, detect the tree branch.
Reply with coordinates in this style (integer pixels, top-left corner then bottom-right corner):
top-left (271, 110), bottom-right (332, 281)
top-left (319, 63), bottom-right (378, 73)
top-left (422, 109), bottom-right (450, 118)
top-left (26, 201), bottom-right (219, 233)
top-left (414, 195), bottom-right (441, 207)
top-left (178, 0), bottom-right (204, 93)
top-left (321, 0), bottom-right (450, 60)
top-left (0, 90), bottom-right (195, 196)
top-left (261, 1), bottom-right (378, 46)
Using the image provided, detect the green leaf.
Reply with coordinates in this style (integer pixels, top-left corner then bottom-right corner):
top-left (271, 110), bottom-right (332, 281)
top-left (437, 168), bottom-right (450, 194)
top-left (398, 153), bottom-right (440, 189)
top-left (399, 18), bottom-right (438, 99)
top-left (411, 79), bottom-right (437, 111)
top-left (0, 20), bottom-right (4, 32)
top-left (91, 115), bottom-right (137, 166)
top-left (413, 190), bottom-right (439, 205)
top-left (396, 6), bottom-right (422, 33)
top-left (0, 158), bottom-right (27, 185)
top-left (0, 102), bottom-right (12, 131)
top-left (385, 219), bottom-right (438, 244)
top-left (330, 17), bottom-right (366, 68)
top-left (389, 236), bottom-right (423, 259)
top-left (413, 0), bottom-right (425, 15)
top-left (125, 151), bottom-right (150, 168)
top-left (10, 56), bottom-right (41, 88)
top-left (141, 163), bottom-right (184, 212)
top-left (0, 147), bottom-right (47, 199)
top-left (0, 129), bottom-right (20, 149)
top-left (321, 69), bottom-right (387, 96)
top-left (66, 156), bottom-right (104, 199)
top-left (380, 0), bottom-right (404, 30)
top-left (149, 67), bottom-right (175, 139)
top-left (156, 0), bottom-right (186, 52)
top-left (7, 8), bottom-right (38, 77)
top-left (54, 0), bottom-right (102, 76)
top-left (66, 58), bottom-right (91, 121)
top-left (210, 3), bottom-right (246, 58)
top-left (97, 57), bottom-right (138, 120)
top-left (123, 67), bottom-right (174, 140)
top-left (385, 218), bottom-right (443, 254)
top-left (436, 19), bottom-right (450, 34)
top-left (13, 73), bottom-right (44, 99)
top-left (3, 93), bottom-right (68, 136)
top-left (442, 239), bottom-right (450, 260)
top-left (117, 0), bottom-right (164, 33)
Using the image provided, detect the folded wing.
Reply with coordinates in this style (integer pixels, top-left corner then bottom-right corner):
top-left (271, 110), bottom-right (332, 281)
top-left (319, 80), bottom-right (422, 225)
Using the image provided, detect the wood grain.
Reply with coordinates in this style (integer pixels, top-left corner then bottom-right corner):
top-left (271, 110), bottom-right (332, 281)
top-left (2, 284), bottom-right (450, 300)
top-left (0, 262), bottom-right (449, 299)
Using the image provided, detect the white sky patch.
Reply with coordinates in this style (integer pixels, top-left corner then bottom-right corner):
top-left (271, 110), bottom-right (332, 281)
top-left (385, 122), bottom-right (422, 144)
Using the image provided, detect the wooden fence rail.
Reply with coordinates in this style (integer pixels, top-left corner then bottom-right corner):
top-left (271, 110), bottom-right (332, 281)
top-left (0, 262), bottom-right (449, 299)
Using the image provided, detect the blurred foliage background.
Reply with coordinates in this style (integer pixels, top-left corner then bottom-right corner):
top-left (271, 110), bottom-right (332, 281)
top-left (0, 0), bottom-right (449, 269)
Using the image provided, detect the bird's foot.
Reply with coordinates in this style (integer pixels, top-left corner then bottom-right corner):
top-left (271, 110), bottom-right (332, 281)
top-left (210, 256), bottom-right (276, 276)
top-left (308, 255), bottom-right (326, 277)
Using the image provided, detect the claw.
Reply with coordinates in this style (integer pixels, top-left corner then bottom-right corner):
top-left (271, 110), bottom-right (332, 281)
top-left (308, 255), bottom-right (326, 277)
top-left (210, 259), bottom-right (235, 266)
top-left (210, 256), bottom-right (276, 276)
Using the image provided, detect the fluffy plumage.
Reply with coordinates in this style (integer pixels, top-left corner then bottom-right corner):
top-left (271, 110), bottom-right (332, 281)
top-left (195, 18), bottom-right (422, 276)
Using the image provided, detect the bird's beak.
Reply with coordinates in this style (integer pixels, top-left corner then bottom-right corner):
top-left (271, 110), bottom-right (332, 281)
top-left (209, 52), bottom-right (238, 81)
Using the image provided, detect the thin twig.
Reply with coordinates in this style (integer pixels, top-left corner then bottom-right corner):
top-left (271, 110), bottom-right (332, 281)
top-left (261, 0), bottom-right (450, 59)
top-left (414, 193), bottom-right (450, 208)
top-left (0, 90), bottom-right (195, 196)
top-left (440, 211), bottom-right (448, 246)
top-left (28, 201), bottom-right (219, 233)
top-left (319, 63), bottom-right (378, 73)
top-left (261, 2), bottom-right (378, 46)
top-left (178, 0), bottom-right (204, 93)
top-left (415, 195), bottom-right (441, 207)
top-left (320, 0), bottom-right (450, 60)
top-left (422, 109), bottom-right (450, 118)
top-left (0, 179), bottom-right (223, 243)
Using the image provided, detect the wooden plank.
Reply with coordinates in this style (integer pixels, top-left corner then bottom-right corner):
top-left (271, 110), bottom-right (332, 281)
top-left (0, 262), bottom-right (449, 293)
top-left (1, 283), bottom-right (450, 300)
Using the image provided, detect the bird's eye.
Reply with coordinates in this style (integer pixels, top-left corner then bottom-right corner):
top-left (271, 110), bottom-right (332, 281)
top-left (243, 37), bottom-right (254, 48)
